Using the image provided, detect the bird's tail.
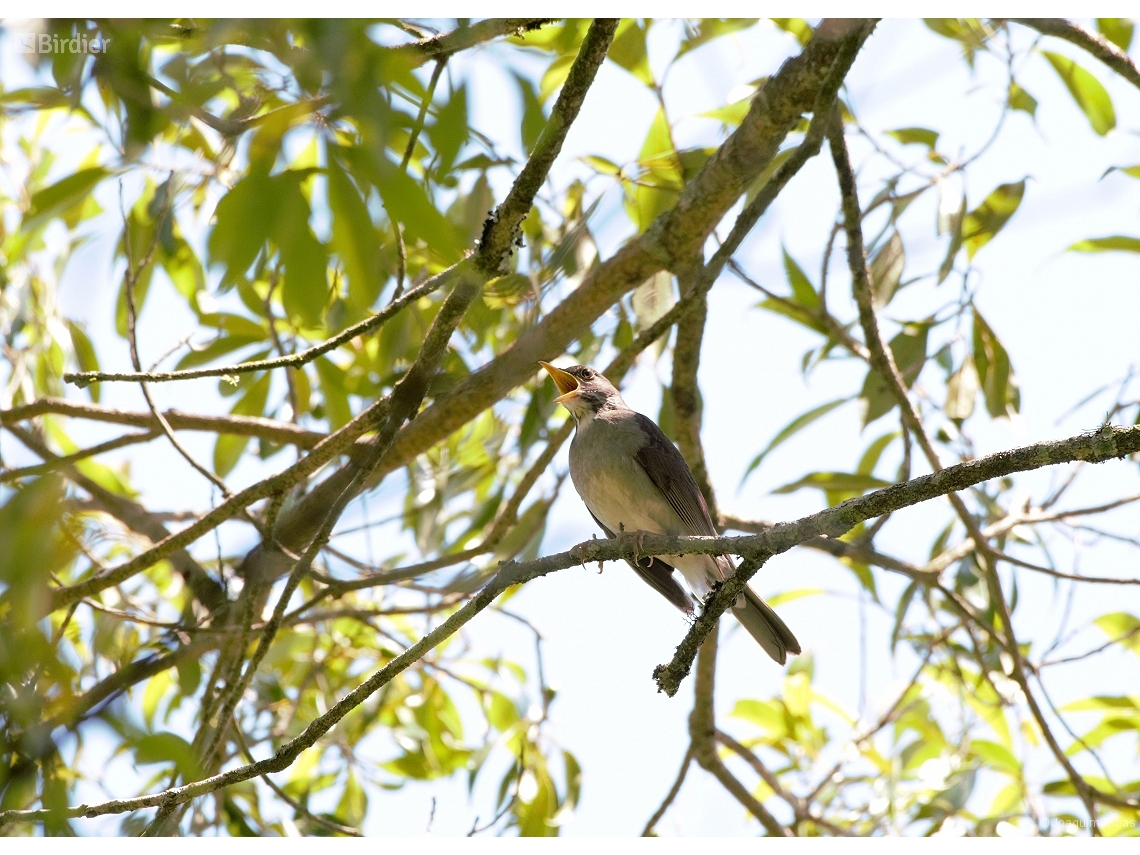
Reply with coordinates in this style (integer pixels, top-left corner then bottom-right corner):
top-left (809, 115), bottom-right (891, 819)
top-left (732, 587), bottom-right (801, 665)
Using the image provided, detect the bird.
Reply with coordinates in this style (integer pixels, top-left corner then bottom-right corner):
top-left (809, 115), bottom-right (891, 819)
top-left (539, 361), bottom-right (801, 664)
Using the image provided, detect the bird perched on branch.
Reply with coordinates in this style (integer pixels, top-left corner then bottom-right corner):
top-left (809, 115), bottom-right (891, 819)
top-left (539, 361), bottom-right (800, 664)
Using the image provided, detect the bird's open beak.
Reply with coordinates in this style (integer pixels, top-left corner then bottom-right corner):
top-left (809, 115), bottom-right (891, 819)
top-left (539, 361), bottom-right (580, 403)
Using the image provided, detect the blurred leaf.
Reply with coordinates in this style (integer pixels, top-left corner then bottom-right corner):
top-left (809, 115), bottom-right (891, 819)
top-left (677, 19), bottom-right (760, 57)
top-left (1068, 235), bottom-right (1140, 254)
top-left (336, 772), bottom-right (367, 827)
top-left (328, 152), bottom-right (386, 311)
top-left (1043, 52), bottom-right (1115, 136)
top-left (608, 19), bottom-right (653, 86)
top-left (869, 231), bottom-right (905, 306)
top-left (772, 471), bottom-right (891, 495)
top-left (631, 270), bottom-right (675, 331)
top-left (214, 372), bottom-right (271, 476)
top-left (770, 18), bottom-right (812, 46)
top-left (374, 156), bottom-right (465, 263)
top-left (429, 84), bottom-right (468, 174)
top-left (276, 172), bottom-right (330, 327)
top-left (135, 732), bottom-right (200, 781)
top-left (1007, 82), bottom-right (1038, 118)
top-left (857, 431), bottom-right (899, 476)
top-left (859, 323), bottom-right (928, 426)
top-left (923, 19), bottom-right (993, 66)
top-left (971, 739), bottom-right (1020, 777)
top-left (1097, 18), bottom-right (1134, 51)
top-left (515, 74), bottom-right (547, 155)
top-left (945, 356), bottom-right (979, 421)
top-left (885, 127), bottom-right (939, 148)
top-left (22, 166), bottom-right (110, 232)
top-left (938, 194), bottom-right (967, 283)
top-left (783, 248), bottom-right (820, 311)
top-left (973, 309), bottom-right (1019, 419)
top-left (962, 180), bottom-right (1025, 260)
top-left (742, 398), bottom-right (848, 483)
top-left (1094, 613), bottom-right (1140, 656)
top-left (65, 320), bottom-right (100, 402)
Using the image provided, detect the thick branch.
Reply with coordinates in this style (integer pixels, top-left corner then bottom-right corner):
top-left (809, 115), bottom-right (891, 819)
top-left (651, 422), bottom-right (1140, 695)
top-left (5, 422), bottom-right (1139, 829)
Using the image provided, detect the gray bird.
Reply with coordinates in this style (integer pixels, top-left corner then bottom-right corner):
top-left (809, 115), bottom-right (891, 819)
top-left (540, 361), bottom-right (801, 664)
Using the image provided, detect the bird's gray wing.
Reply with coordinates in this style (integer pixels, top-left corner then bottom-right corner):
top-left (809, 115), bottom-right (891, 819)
top-left (632, 412), bottom-right (718, 537)
top-left (588, 508), bottom-right (694, 615)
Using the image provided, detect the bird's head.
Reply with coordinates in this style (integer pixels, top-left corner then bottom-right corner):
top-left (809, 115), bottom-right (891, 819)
top-left (539, 362), bottom-right (623, 422)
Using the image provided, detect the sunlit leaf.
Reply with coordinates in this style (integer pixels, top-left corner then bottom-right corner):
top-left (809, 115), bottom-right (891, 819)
top-left (1097, 18), bottom-right (1134, 51)
top-left (973, 309), bottom-right (1019, 418)
top-left (962, 180), bottom-right (1025, 260)
top-left (1043, 52), bottom-right (1115, 136)
top-left (1068, 235), bottom-right (1140, 254)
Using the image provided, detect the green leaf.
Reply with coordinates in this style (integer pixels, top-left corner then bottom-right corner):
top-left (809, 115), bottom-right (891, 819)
top-left (1097, 18), bottom-right (1134, 51)
top-left (1094, 612), bottom-right (1140, 656)
top-left (374, 156), bottom-right (465, 263)
top-left (971, 739), bottom-right (1020, 777)
top-left (869, 231), bottom-right (905, 306)
top-left (742, 398), bottom-right (848, 483)
top-left (213, 373), bottom-right (270, 476)
top-left (938, 194), bottom-right (967, 283)
top-left (973, 309), bottom-right (1019, 419)
top-left (700, 97), bottom-right (752, 127)
top-left (22, 166), bottom-right (110, 232)
top-left (174, 334), bottom-right (264, 370)
top-left (1007, 82), bottom-right (1037, 118)
top-left (135, 732), bottom-right (200, 781)
top-left (923, 19), bottom-right (993, 66)
top-left (539, 55), bottom-right (575, 104)
top-left (515, 74), bottom-right (547, 155)
top-left (891, 580), bottom-right (917, 653)
top-left (1061, 695), bottom-right (1140, 712)
top-left (772, 471), bottom-right (891, 495)
top-left (885, 127), bottom-right (939, 149)
top-left (677, 19), bottom-right (760, 57)
top-left (336, 772), bottom-right (367, 827)
top-left (857, 431), bottom-right (899, 476)
top-left (429, 84), bottom-right (468, 174)
top-left (276, 173), bottom-right (329, 327)
top-left (631, 270), bottom-right (675, 332)
top-left (945, 356), bottom-right (979, 421)
top-left (962, 180), bottom-right (1025, 260)
top-left (783, 248), bottom-right (820, 310)
top-left (327, 152), bottom-right (385, 311)
top-left (608, 19), bottom-right (653, 86)
top-left (1043, 52), bottom-right (1115, 136)
top-left (770, 18), bottom-right (812, 46)
top-left (1101, 164), bottom-right (1140, 180)
top-left (580, 155), bottom-right (621, 176)
top-left (208, 171), bottom-right (276, 287)
top-left (765, 588), bottom-right (825, 607)
top-left (859, 323), bottom-right (929, 426)
top-left (1068, 235), bottom-right (1140, 254)
top-left (65, 320), bottom-right (101, 403)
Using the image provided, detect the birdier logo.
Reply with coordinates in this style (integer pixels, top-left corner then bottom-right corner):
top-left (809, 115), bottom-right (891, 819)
top-left (19, 32), bottom-right (109, 54)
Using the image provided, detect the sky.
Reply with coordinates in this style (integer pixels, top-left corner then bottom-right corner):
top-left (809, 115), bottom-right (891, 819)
top-left (2, 17), bottom-right (1139, 836)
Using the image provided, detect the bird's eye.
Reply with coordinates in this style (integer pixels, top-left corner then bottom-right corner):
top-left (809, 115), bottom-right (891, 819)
top-left (581, 368), bottom-right (594, 379)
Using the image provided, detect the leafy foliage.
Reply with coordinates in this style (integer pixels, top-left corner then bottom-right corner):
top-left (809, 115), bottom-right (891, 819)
top-left (2, 16), bottom-right (1139, 839)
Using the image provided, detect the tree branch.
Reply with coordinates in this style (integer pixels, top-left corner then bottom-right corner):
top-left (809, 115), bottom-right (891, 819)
top-left (1, 398), bottom-right (324, 448)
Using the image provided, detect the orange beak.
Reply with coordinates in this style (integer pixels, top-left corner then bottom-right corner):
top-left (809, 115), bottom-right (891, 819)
top-left (539, 361), bottom-right (581, 404)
